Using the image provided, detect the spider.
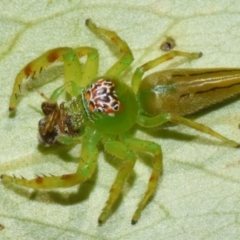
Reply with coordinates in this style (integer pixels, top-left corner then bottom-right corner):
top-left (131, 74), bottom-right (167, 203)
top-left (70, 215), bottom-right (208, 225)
top-left (1, 19), bottom-right (239, 225)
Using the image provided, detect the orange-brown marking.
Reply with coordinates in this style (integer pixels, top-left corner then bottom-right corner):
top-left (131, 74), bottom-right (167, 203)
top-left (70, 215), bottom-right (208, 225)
top-left (149, 175), bottom-right (157, 183)
top-left (47, 51), bottom-right (60, 62)
top-left (111, 37), bottom-right (118, 45)
top-left (24, 64), bottom-right (33, 76)
top-left (36, 176), bottom-right (43, 184)
top-left (61, 174), bottom-right (72, 180)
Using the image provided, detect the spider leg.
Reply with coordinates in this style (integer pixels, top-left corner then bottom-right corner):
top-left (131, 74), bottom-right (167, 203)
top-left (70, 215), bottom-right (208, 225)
top-left (131, 50), bottom-right (202, 93)
top-left (86, 19), bottom-right (134, 77)
top-left (56, 135), bottom-right (82, 145)
top-left (98, 140), bottom-right (136, 224)
top-left (137, 113), bottom-right (239, 147)
top-left (122, 136), bottom-right (162, 224)
top-left (1, 127), bottom-right (101, 188)
top-left (9, 46), bottom-right (98, 111)
top-left (66, 47), bottom-right (99, 90)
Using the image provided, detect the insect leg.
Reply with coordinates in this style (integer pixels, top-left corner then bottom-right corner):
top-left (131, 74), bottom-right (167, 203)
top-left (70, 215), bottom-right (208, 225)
top-left (9, 47), bottom-right (98, 111)
top-left (10, 47), bottom-right (70, 111)
top-left (71, 47), bottom-right (99, 88)
top-left (123, 136), bottom-right (163, 224)
top-left (137, 113), bottom-right (239, 148)
top-left (132, 50), bottom-right (202, 93)
top-left (86, 19), bottom-right (134, 77)
top-left (98, 140), bottom-right (136, 224)
top-left (1, 127), bottom-right (101, 188)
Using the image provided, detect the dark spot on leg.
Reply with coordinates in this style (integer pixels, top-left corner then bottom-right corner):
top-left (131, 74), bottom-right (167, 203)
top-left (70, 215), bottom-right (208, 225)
top-left (24, 64), bottom-right (32, 76)
top-left (36, 176), bottom-right (43, 184)
top-left (131, 219), bottom-right (138, 225)
top-left (48, 51), bottom-right (60, 62)
top-left (61, 174), bottom-right (72, 180)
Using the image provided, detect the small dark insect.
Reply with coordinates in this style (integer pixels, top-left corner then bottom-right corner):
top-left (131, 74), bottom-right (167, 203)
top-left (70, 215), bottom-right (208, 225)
top-left (160, 36), bottom-right (176, 51)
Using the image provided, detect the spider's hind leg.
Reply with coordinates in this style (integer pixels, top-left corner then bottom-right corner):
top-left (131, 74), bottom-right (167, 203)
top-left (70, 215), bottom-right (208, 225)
top-left (137, 113), bottom-right (239, 148)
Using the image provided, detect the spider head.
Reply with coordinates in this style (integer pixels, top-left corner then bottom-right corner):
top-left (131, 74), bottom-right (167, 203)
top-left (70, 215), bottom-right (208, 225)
top-left (81, 77), bottom-right (139, 134)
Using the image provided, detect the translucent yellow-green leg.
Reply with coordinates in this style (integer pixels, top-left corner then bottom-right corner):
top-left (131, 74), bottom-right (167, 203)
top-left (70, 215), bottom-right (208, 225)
top-left (131, 50), bottom-right (202, 93)
top-left (1, 127), bottom-right (101, 188)
top-left (98, 140), bottom-right (136, 224)
top-left (123, 136), bottom-right (163, 224)
top-left (9, 47), bottom-right (69, 111)
top-left (57, 135), bottom-right (82, 145)
top-left (138, 113), bottom-right (239, 148)
top-left (73, 47), bottom-right (99, 88)
top-left (86, 19), bottom-right (134, 77)
top-left (46, 81), bottom-right (79, 102)
top-left (62, 47), bottom-right (98, 96)
top-left (9, 46), bottom-right (98, 111)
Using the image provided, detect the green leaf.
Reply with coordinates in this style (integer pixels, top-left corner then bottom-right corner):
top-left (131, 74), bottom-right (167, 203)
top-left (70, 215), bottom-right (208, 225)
top-left (1, 0), bottom-right (240, 239)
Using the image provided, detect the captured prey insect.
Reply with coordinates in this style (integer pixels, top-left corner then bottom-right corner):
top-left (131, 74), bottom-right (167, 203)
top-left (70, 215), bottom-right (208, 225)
top-left (1, 19), bottom-right (240, 225)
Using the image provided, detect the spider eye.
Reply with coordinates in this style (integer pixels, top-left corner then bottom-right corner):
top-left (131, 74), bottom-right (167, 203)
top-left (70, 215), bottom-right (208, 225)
top-left (84, 78), bottom-right (120, 115)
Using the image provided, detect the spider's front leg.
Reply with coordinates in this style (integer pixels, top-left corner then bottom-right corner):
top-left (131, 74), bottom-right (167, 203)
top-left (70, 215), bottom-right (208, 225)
top-left (9, 46), bottom-right (99, 111)
top-left (38, 46), bottom-right (99, 145)
top-left (1, 127), bottom-right (101, 188)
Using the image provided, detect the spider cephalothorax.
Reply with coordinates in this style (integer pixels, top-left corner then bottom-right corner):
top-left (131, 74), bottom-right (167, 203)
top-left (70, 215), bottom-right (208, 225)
top-left (84, 78), bottom-right (120, 115)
